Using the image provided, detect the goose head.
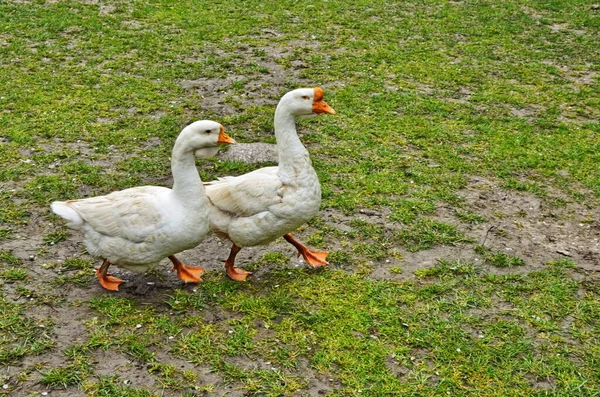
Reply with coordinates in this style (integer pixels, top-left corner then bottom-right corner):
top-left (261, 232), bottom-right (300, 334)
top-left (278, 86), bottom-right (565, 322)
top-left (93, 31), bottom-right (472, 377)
top-left (179, 120), bottom-right (236, 158)
top-left (279, 87), bottom-right (336, 118)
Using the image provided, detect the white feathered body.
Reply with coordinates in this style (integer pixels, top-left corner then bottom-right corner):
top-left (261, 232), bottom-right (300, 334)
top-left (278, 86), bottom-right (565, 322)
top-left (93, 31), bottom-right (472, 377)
top-left (50, 119), bottom-right (226, 274)
top-left (205, 158), bottom-right (321, 247)
top-left (204, 88), bottom-right (324, 249)
top-left (52, 186), bottom-right (209, 272)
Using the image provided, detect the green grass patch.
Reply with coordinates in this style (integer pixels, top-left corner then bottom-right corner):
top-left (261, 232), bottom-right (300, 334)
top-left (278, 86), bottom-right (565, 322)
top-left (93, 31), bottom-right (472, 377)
top-left (1, 0), bottom-right (599, 395)
top-left (0, 267), bottom-right (28, 282)
top-left (42, 361), bottom-right (91, 388)
top-left (475, 245), bottom-right (526, 267)
top-left (454, 210), bottom-right (487, 224)
top-left (396, 219), bottom-right (472, 251)
top-left (61, 257), bottom-right (94, 271)
top-left (85, 377), bottom-right (158, 397)
top-left (73, 265), bottom-right (600, 395)
top-left (0, 297), bottom-right (54, 363)
top-left (0, 250), bottom-right (20, 266)
top-left (0, 227), bottom-right (13, 241)
top-left (44, 230), bottom-right (70, 245)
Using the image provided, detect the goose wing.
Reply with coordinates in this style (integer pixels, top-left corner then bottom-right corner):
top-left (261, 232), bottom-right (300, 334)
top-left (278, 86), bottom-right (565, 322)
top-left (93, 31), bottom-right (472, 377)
top-left (66, 186), bottom-right (168, 243)
top-left (204, 167), bottom-right (283, 217)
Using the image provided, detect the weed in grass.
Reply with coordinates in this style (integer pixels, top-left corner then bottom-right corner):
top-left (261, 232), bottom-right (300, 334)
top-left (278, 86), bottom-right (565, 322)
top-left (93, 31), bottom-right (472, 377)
top-left (148, 362), bottom-right (186, 389)
top-left (475, 245), bottom-right (525, 267)
top-left (165, 288), bottom-right (207, 312)
top-left (43, 230), bottom-right (70, 245)
top-left (42, 361), bottom-right (91, 388)
top-left (0, 297), bottom-right (54, 363)
top-left (61, 257), bottom-right (94, 271)
top-left (0, 227), bottom-right (12, 241)
top-left (396, 219), bottom-right (472, 252)
top-left (255, 252), bottom-right (290, 268)
top-left (581, 279), bottom-right (600, 296)
top-left (352, 242), bottom-right (389, 261)
top-left (88, 296), bottom-right (137, 324)
top-left (0, 250), bottom-right (20, 266)
top-left (242, 369), bottom-right (305, 396)
top-left (23, 175), bottom-right (79, 205)
top-left (0, 267), bottom-right (28, 282)
top-left (415, 259), bottom-right (475, 278)
top-left (84, 376), bottom-right (157, 397)
top-left (327, 250), bottom-right (353, 266)
top-left (52, 270), bottom-right (94, 287)
top-left (222, 318), bottom-right (257, 355)
top-left (389, 198), bottom-right (437, 224)
top-left (305, 230), bottom-right (326, 248)
top-left (454, 210), bottom-right (487, 224)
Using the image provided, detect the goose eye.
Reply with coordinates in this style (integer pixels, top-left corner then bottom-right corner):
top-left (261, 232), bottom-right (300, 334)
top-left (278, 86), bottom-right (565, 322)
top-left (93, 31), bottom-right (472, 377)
top-left (301, 95), bottom-right (310, 100)
top-left (205, 129), bottom-right (212, 134)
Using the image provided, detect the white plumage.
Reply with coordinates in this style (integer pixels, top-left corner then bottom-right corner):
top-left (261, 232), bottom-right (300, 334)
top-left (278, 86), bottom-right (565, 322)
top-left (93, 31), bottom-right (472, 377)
top-left (203, 87), bottom-right (336, 281)
top-left (51, 120), bottom-right (235, 290)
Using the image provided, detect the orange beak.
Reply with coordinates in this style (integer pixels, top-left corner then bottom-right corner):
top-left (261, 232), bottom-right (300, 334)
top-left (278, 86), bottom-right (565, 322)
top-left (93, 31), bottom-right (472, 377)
top-left (217, 125), bottom-right (236, 145)
top-left (312, 87), bottom-right (336, 115)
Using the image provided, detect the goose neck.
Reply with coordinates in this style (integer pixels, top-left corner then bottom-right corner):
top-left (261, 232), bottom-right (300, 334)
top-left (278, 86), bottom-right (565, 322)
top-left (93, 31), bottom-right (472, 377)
top-left (171, 137), bottom-right (206, 204)
top-left (274, 107), bottom-right (308, 164)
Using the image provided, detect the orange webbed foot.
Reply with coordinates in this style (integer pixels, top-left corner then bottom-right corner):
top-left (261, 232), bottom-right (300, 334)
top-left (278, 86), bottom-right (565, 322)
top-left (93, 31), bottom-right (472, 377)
top-left (168, 259), bottom-right (203, 284)
top-left (174, 264), bottom-right (205, 283)
top-left (298, 249), bottom-right (329, 268)
top-left (226, 266), bottom-right (252, 282)
top-left (169, 255), bottom-right (204, 284)
top-left (223, 244), bottom-right (250, 281)
top-left (283, 234), bottom-right (328, 268)
top-left (96, 268), bottom-right (125, 291)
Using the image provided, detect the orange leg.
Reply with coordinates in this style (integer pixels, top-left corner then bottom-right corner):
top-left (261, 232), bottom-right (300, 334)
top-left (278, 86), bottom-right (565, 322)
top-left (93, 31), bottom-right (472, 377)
top-left (169, 255), bottom-right (205, 283)
top-left (96, 259), bottom-right (125, 291)
top-left (224, 244), bottom-right (251, 281)
top-left (283, 233), bottom-right (328, 268)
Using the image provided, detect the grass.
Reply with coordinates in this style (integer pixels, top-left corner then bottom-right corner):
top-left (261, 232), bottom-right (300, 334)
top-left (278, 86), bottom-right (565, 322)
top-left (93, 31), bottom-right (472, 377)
top-left (0, 296), bottom-right (54, 363)
top-left (0, 0), bottom-right (599, 395)
top-left (475, 245), bottom-right (526, 267)
top-left (72, 265), bottom-right (598, 396)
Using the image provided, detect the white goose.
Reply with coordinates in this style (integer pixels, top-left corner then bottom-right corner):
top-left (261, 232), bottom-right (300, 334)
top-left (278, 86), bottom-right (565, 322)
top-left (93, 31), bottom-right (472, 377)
top-left (204, 87), bottom-right (336, 281)
top-left (51, 120), bottom-right (235, 291)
